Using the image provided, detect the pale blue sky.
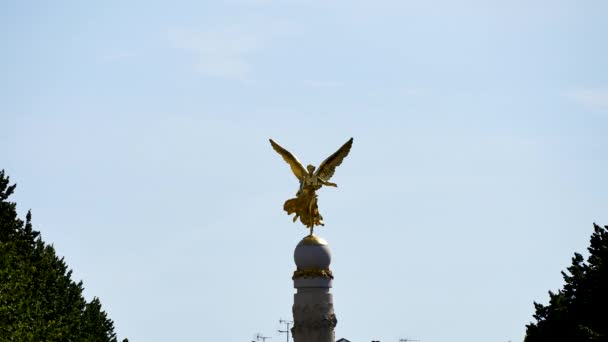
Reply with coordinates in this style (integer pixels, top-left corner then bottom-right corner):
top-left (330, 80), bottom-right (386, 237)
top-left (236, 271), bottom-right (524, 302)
top-left (2, 1), bottom-right (608, 341)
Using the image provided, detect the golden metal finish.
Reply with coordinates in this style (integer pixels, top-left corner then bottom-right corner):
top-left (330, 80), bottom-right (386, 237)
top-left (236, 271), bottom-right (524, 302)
top-left (299, 235), bottom-right (328, 246)
top-left (292, 268), bottom-right (334, 280)
top-left (270, 138), bottom-right (353, 234)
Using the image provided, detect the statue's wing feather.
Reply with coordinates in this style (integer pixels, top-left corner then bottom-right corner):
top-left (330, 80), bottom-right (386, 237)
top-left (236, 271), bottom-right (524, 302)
top-left (315, 138), bottom-right (353, 181)
top-left (269, 139), bottom-right (307, 180)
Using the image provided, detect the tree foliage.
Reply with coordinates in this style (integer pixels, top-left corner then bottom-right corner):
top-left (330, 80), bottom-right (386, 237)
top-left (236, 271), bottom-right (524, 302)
top-left (525, 223), bottom-right (608, 341)
top-left (0, 170), bottom-right (124, 341)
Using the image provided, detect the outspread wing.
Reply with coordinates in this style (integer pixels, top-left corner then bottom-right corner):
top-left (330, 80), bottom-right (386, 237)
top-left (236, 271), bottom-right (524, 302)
top-left (269, 139), bottom-right (307, 180)
top-left (315, 137), bottom-right (353, 181)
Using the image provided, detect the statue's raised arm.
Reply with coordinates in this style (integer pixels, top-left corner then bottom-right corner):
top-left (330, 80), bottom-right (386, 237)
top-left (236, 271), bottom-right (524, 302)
top-left (270, 138), bottom-right (353, 234)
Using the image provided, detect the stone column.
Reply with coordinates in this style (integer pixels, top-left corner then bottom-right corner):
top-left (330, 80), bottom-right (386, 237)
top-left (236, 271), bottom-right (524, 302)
top-left (291, 235), bottom-right (337, 342)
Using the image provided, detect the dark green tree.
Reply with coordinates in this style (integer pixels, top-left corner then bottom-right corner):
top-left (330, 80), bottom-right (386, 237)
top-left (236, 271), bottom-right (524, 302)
top-left (0, 170), bottom-right (125, 341)
top-left (525, 223), bottom-right (608, 341)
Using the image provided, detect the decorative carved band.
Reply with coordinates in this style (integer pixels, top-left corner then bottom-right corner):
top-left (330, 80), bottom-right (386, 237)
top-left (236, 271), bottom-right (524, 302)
top-left (292, 268), bottom-right (334, 280)
top-left (292, 301), bottom-right (337, 332)
top-left (291, 313), bottom-right (337, 332)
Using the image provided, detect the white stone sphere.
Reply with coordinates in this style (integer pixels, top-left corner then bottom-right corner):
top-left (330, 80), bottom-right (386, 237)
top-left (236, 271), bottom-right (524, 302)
top-left (294, 235), bottom-right (331, 270)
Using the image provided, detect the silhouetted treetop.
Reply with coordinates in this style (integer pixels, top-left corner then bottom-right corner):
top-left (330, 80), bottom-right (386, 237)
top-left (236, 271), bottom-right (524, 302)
top-left (525, 223), bottom-right (608, 341)
top-left (0, 170), bottom-right (126, 341)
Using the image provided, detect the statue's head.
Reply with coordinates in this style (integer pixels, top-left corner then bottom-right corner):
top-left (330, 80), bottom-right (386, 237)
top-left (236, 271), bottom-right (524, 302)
top-left (307, 164), bottom-right (316, 173)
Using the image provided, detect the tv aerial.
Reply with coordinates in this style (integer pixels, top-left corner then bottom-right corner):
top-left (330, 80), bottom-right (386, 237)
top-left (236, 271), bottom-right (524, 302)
top-left (278, 319), bottom-right (293, 342)
top-left (254, 333), bottom-right (272, 342)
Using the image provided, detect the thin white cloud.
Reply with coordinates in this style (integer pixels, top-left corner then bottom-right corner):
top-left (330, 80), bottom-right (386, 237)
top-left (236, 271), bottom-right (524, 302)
top-left (397, 87), bottom-right (426, 97)
top-left (168, 27), bottom-right (263, 80)
top-left (303, 80), bottom-right (344, 88)
top-left (99, 51), bottom-right (136, 63)
top-left (566, 88), bottom-right (608, 112)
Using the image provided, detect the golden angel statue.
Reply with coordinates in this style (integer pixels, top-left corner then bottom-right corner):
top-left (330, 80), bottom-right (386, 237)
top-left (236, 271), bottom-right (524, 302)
top-left (270, 137), bottom-right (353, 234)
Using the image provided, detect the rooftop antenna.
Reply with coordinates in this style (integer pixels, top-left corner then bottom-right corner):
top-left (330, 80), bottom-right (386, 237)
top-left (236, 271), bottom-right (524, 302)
top-left (278, 319), bottom-right (293, 342)
top-left (400, 338), bottom-right (420, 342)
top-left (254, 333), bottom-right (272, 342)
